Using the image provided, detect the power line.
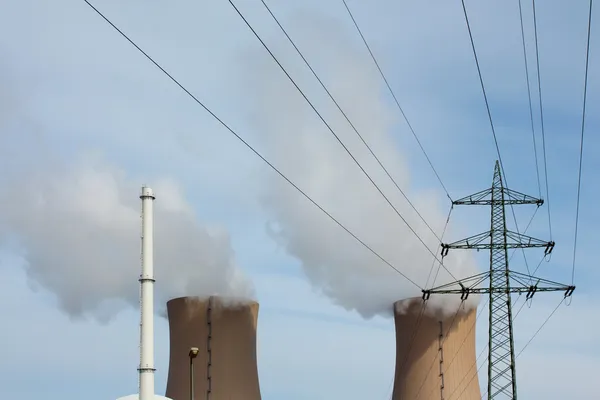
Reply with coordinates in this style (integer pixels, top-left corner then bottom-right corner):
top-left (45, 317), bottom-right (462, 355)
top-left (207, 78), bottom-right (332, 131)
top-left (509, 206), bottom-right (540, 261)
top-left (257, 0), bottom-right (442, 242)
top-left (460, 0), bottom-right (504, 174)
top-left (516, 298), bottom-right (564, 358)
top-left (572, 0), bottom-right (594, 286)
top-left (227, 0), bottom-right (457, 278)
top-left (532, 0), bottom-right (554, 240)
top-left (340, 0), bottom-right (453, 202)
top-left (81, 0), bottom-right (423, 290)
top-left (519, 0), bottom-right (542, 198)
top-left (461, 0), bottom-right (535, 280)
top-left (424, 205), bottom-right (454, 289)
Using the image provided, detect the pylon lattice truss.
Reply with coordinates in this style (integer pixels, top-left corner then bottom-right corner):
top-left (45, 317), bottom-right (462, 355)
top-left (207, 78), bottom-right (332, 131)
top-left (422, 161), bottom-right (574, 400)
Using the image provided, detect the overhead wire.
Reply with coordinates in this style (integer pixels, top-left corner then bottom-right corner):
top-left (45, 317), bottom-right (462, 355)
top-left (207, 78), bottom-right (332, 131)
top-left (415, 1), bottom-right (583, 395)
top-left (257, 0), bottom-right (442, 242)
top-left (460, 0), bottom-right (505, 182)
top-left (340, 0), bottom-right (453, 202)
top-left (508, 207), bottom-right (550, 275)
top-left (524, 19), bottom-right (557, 262)
top-left (571, 0), bottom-right (594, 286)
top-left (461, 0), bottom-right (535, 280)
top-left (532, 0), bottom-right (554, 240)
top-left (518, 0), bottom-right (543, 199)
top-left (516, 297), bottom-right (565, 358)
top-left (424, 205), bottom-right (454, 290)
top-left (227, 0), bottom-right (457, 279)
top-left (81, 0), bottom-right (423, 290)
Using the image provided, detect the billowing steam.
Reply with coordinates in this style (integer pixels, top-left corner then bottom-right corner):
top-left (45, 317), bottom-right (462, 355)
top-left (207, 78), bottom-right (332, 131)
top-left (237, 11), bottom-right (479, 318)
top-left (0, 156), bottom-right (254, 322)
top-left (0, 6), bottom-right (479, 322)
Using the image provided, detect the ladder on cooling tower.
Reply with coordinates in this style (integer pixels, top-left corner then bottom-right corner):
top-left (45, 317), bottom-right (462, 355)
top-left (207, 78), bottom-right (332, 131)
top-left (206, 297), bottom-right (213, 400)
top-left (438, 321), bottom-right (445, 400)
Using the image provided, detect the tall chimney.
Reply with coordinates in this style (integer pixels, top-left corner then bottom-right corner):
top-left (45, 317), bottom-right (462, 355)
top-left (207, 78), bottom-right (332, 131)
top-left (139, 186), bottom-right (156, 400)
top-left (165, 296), bottom-right (262, 400)
top-left (392, 298), bottom-right (480, 400)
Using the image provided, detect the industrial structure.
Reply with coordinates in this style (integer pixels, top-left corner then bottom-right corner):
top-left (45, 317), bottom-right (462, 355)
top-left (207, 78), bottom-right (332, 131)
top-left (117, 187), bottom-right (172, 400)
top-left (423, 162), bottom-right (574, 399)
top-left (164, 296), bottom-right (262, 400)
top-left (392, 298), bottom-right (480, 400)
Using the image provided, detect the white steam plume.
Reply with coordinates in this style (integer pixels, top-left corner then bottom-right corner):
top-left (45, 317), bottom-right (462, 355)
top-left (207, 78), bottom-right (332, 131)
top-left (237, 10), bottom-right (479, 318)
top-left (0, 156), bottom-right (254, 322)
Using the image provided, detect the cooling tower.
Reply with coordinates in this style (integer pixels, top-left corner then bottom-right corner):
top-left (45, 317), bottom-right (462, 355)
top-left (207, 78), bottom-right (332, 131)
top-left (392, 298), bottom-right (480, 400)
top-left (165, 296), bottom-right (261, 400)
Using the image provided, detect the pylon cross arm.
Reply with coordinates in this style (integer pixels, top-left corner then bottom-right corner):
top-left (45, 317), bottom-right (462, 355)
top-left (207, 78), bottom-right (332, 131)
top-left (440, 231), bottom-right (554, 255)
top-left (421, 270), bottom-right (575, 301)
top-left (452, 187), bottom-right (543, 206)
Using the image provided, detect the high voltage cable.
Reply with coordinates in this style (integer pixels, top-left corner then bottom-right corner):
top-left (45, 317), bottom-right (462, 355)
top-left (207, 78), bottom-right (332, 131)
top-left (227, 0), bottom-right (457, 278)
top-left (257, 0), bottom-right (442, 242)
top-left (532, 0), bottom-right (554, 240)
top-left (424, 205), bottom-right (454, 290)
top-left (572, 0), bottom-right (594, 286)
top-left (461, 0), bottom-right (534, 280)
top-left (340, 0), bottom-right (453, 202)
top-left (519, 0), bottom-right (543, 198)
top-left (460, 0), bottom-right (505, 175)
top-left (81, 0), bottom-right (423, 290)
top-left (516, 298), bottom-right (565, 358)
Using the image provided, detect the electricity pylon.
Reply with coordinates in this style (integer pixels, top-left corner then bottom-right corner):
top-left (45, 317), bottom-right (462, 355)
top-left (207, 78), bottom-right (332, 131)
top-left (422, 161), bottom-right (575, 399)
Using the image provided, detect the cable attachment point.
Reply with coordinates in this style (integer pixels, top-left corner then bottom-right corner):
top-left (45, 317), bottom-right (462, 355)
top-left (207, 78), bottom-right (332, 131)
top-left (544, 241), bottom-right (555, 255)
top-left (536, 198), bottom-right (544, 207)
top-left (564, 286), bottom-right (576, 298)
top-left (525, 283), bottom-right (538, 300)
top-left (422, 290), bottom-right (431, 301)
top-left (459, 283), bottom-right (470, 300)
top-left (441, 244), bottom-right (450, 258)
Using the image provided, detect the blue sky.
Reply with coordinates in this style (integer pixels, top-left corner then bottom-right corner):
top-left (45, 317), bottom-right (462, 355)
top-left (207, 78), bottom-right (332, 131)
top-left (0, 0), bottom-right (598, 399)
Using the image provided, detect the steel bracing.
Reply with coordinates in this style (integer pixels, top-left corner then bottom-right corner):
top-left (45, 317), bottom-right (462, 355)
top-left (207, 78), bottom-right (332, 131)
top-left (422, 161), bottom-right (574, 400)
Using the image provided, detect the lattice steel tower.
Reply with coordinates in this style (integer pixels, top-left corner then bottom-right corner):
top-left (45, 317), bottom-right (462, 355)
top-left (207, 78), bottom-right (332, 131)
top-left (423, 161), bottom-right (574, 399)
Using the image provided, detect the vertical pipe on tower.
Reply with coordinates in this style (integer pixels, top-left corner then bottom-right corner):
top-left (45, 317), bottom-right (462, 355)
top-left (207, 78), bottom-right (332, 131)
top-left (139, 186), bottom-right (156, 400)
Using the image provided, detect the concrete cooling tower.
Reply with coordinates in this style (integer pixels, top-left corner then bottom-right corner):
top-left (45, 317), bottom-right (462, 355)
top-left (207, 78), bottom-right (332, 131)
top-left (164, 296), bottom-right (261, 400)
top-left (392, 298), bottom-right (480, 400)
